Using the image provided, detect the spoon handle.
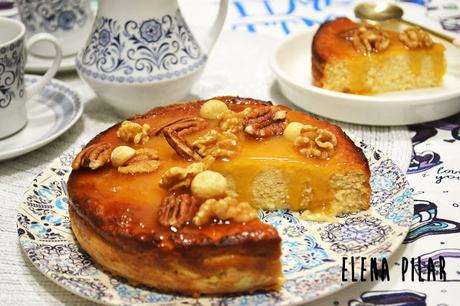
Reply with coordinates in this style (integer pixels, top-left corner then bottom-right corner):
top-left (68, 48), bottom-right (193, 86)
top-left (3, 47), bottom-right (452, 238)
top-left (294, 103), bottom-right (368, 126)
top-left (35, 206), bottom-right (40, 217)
top-left (400, 18), bottom-right (460, 47)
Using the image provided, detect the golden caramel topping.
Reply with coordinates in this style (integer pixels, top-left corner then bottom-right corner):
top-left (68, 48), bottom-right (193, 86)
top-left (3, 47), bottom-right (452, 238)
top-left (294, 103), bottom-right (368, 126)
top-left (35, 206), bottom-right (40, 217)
top-left (294, 125), bottom-right (337, 159)
top-left (72, 143), bottom-right (113, 170)
top-left (193, 197), bottom-right (258, 226)
top-left (192, 129), bottom-right (239, 158)
top-left (399, 27), bottom-right (433, 49)
top-left (117, 121), bottom-right (151, 144)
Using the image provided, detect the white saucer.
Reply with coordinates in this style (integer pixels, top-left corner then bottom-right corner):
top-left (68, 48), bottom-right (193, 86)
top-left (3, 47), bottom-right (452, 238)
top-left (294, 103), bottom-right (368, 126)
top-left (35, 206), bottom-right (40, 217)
top-left (271, 29), bottom-right (460, 126)
top-left (0, 75), bottom-right (83, 161)
top-left (26, 53), bottom-right (76, 73)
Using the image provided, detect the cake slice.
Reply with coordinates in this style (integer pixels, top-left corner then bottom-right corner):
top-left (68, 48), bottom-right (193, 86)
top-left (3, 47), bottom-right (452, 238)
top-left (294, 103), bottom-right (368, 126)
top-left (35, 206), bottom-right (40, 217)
top-left (312, 17), bottom-right (446, 95)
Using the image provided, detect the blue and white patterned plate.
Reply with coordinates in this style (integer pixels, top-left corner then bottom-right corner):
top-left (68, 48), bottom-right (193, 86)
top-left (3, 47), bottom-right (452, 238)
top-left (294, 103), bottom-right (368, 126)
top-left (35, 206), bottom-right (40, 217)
top-left (17, 141), bottom-right (413, 305)
top-left (0, 75), bottom-right (82, 161)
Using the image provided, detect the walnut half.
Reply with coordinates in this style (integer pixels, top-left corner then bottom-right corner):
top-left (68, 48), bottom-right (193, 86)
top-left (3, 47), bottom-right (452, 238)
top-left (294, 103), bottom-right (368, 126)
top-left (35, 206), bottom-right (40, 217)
top-left (399, 27), bottom-right (433, 49)
top-left (159, 156), bottom-right (215, 191)
top-left (347, 24), bottom-right (390, 54)
top-left (192, 129), bottom-right (239, 158)
top-left (294, 125), bottom-right (337, 159)
top-left (117, 148), bottom-right (160, 174)
top-left (117, 121), bottom-right (151, 145)
top-left (193, 197), bottom-right (258, 226)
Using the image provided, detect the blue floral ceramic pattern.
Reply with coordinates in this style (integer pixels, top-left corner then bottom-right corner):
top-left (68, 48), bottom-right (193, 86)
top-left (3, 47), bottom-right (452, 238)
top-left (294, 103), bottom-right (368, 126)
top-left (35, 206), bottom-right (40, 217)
top-left (16, 0), bottom-right (90, 33)
top-left (76, 9), bottom-right (206, 84)
top-left (0, 39), bottom-right (24, 109)
top-left (17, 141), bottom-right (413, 305)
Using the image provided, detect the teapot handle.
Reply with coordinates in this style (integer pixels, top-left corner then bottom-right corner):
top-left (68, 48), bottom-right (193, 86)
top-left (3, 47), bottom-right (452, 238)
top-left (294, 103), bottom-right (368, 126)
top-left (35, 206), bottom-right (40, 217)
top-left (200, 0), bottom-right (228, 54)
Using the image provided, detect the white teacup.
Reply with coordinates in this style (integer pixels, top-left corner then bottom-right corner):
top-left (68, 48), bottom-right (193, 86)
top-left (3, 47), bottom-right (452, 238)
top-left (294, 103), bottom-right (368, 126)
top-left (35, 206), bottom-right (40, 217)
top-left (15, 0), bottom-right (93, 58)
top-left (0, 17), bottom-right (62, 139)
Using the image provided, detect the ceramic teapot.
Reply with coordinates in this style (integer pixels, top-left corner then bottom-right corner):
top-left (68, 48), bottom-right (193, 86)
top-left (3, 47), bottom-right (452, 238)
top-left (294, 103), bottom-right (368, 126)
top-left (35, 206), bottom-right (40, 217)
top-left (76, 0), bottom-right (228, 116)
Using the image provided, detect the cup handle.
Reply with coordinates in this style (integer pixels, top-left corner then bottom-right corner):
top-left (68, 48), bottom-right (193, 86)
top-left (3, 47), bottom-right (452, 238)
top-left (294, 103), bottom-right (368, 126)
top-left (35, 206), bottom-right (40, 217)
top-left (25, 33), bottom-right (63, 99)
top-left (199, 0), bottom-right (228, 54)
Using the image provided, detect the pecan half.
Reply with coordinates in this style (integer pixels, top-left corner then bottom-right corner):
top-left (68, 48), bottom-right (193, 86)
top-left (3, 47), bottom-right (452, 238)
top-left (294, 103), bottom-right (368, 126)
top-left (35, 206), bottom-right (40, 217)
top-left (158, 193), bottom-right (200, 227)
top-left (243, 107), bottom-right (287, 138)
top-left (161, 117), bottom-right (208, 161)
top-left (163, 127), bottom-right (202, 161)
top-left (154, 117), bottom-right (207, 136)
top-left (72, 143), bottom-right (113, 170)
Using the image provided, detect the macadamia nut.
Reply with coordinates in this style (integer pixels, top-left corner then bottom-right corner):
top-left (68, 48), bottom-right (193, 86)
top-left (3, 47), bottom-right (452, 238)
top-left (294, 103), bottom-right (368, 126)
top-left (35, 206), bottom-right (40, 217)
top-left (283, 122), bottom-right (304, 141)
top-left (191, 170), bottom-right (227, 199)
top-left (199, 99), bottom-right (229, 120)
top-left (111, 146), bottom-right (136, 167)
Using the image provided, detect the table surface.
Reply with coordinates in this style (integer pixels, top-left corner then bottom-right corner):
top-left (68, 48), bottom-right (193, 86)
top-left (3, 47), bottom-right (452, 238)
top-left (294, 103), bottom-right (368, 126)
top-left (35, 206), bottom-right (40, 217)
top-left (1, 0), bottom-right (460, 305)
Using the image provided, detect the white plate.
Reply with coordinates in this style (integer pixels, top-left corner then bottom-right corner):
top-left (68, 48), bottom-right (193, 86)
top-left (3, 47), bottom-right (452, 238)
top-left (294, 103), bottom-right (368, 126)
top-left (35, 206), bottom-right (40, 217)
top-left (271, 29), bottom-right (460, 126)
top-left (0, 75), bottom-right (82, 161)
top-left (17, 141), bottom-right (413, 305)
top-left (26, 53), bottom-right (76, 73)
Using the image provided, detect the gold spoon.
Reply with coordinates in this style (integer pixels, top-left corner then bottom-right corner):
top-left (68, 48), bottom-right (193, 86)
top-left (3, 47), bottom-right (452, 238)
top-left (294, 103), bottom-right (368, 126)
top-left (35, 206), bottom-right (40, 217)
top-left (354, 1), bottom-right (460, 47)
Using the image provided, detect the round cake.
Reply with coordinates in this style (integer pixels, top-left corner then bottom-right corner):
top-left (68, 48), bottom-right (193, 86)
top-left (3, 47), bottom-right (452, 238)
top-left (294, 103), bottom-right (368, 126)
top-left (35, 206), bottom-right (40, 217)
top-left (68, 96), bottom-right (371, 296)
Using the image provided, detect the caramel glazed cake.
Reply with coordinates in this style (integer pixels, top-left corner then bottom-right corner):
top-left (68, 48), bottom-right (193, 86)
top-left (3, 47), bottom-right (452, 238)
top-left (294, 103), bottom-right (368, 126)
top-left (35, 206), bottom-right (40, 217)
top-left (312, 17), bottom-right (446, 94)
top-left (68, 96), bottom-right (371, 296)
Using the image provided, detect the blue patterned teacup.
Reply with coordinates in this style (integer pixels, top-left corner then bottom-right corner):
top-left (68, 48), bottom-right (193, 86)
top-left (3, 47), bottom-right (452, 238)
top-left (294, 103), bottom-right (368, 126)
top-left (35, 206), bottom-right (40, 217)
top-left (0, 17), bottom-right (62, 139)
top-left (16, 0), bottom-right (93, 57)
top-left (76, 0), bottom-right (228, 117)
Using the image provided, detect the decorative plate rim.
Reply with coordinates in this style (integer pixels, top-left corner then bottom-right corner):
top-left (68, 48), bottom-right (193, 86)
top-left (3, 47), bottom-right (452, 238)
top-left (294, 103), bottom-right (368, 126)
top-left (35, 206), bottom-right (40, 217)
top-left (17, 139), bottom-right (414, 305)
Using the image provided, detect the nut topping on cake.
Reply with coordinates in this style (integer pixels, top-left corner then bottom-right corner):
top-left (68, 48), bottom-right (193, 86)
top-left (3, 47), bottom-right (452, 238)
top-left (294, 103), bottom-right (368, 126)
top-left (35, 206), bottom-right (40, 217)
top-left (72, 143), bottom-right (113, 170)
top-left (192, 129), bottom-right (239, 158)
top-left (217, 108), bottom-right (251, 133)
top-left (193, 196), bottom-right (258, 226)
top-left (111, 146), bottom-right (137, 167)
top-left (159, 156), bottom-right (215, 190)
top-left (164, 117), bottom-right (208, 137)
top-left (345, 24), bottom-right (390, 54)
top-left (163, 128), bottom-right (202, 161)
top-left (200, 99), bottom-right (229, 119)
top-left (283, 122), bottom-right (304, 141)
top-left (191, 170), bottom-right (228, 199)
top-left (294, 125), bottom-right (337, 159)
top-left (117, 148), bottom-right (160, 174)
top-left (117, 121), bottom-right (152, 144)
top-left (158, 193), bottom-right (200, 227)
top-left (162, 117), bottom-right (208, 161)
top-left (399, 27), bottom-right (433, 49)
top-left (243, 107), bottom-right (287, 138)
